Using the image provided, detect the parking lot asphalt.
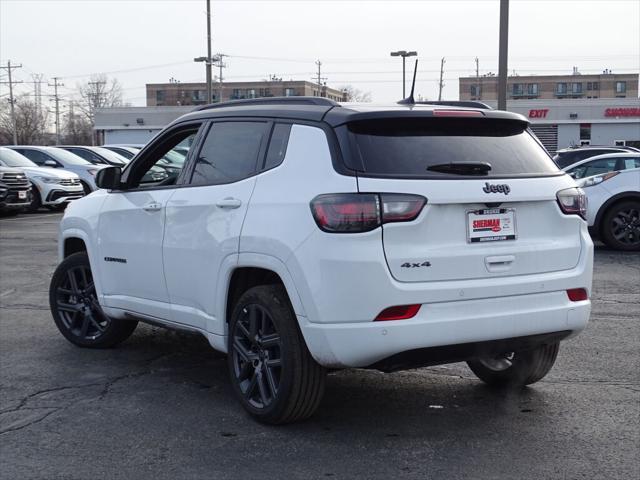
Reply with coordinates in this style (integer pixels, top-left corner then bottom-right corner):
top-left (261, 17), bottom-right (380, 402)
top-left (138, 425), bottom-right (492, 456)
top-left (0, 211), bottom-right (638, 480)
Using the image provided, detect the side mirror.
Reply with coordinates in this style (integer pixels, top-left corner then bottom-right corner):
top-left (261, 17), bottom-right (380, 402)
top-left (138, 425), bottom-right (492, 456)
top-left (44, 159), bottom-right (57, 167)
top-left (95, 166), bottom-right (122, 190)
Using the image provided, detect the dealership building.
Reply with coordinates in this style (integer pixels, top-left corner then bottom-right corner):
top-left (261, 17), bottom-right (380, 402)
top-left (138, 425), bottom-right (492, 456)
top-left (483, 98), bottom-right (640, 153)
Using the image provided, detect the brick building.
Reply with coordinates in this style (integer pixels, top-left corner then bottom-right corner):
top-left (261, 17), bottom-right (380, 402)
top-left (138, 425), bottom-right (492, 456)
top-left (147, 80), bottom-right (347, 106)
top-left (459, 71), bottom-right (638, 102)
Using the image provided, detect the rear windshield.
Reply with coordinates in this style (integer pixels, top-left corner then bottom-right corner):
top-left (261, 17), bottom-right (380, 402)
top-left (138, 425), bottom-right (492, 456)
top-left (346, 118), bottom-right (559, 178)
top-left (553, 149), bottom-right (622, 169)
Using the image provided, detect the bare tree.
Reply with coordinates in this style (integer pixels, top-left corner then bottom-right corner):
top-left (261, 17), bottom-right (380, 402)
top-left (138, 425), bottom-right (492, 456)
top-left (339, 85), bottom-right (372, 103)
top-left (76, 74), bottom-right (123, 125)
top-left (0, 95), bottom-right (49, 145)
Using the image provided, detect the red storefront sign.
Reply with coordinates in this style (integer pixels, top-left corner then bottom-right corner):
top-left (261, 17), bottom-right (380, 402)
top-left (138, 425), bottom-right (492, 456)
top-left (528, 109), bottom-right (549, 118)
top-left (604, 108), bottom-right (640, 117)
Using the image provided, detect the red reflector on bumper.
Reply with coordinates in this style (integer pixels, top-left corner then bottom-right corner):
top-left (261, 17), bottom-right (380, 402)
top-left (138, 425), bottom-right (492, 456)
top-left (567, 288), bottom-right (588, 302)
top-left (375, 304), bottom-right (421, 321)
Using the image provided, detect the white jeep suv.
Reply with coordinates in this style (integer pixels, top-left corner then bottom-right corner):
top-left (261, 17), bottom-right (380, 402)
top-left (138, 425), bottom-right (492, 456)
top-left (50, 98), bottom-right (593, 424)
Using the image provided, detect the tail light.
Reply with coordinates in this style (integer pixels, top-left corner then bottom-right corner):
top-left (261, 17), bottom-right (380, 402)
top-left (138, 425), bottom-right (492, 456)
top-left (375, 304), bottom-right (421, 321)
top-left (556, 187), bottom-right (587, 220)
top-left (310, 193), bottom-right (426, 233)
top-left (567, 288), bottom-right (588, 302)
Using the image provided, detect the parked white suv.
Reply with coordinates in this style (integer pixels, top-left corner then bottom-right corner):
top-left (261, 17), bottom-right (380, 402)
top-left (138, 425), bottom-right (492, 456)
top-left (576, 165), bottom-right (640, 251)
top-left (50, 98), bottom-right (593, 424)
top-left (0, 147), bottom-right (84, 211)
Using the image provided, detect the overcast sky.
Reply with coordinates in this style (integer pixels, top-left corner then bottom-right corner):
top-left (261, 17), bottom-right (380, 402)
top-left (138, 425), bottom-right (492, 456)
top-left (1, 0), bottom-right (638, 107)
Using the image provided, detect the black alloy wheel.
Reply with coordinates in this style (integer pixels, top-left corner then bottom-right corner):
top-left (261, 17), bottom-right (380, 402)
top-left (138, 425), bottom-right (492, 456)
top-left (602, 201), bottom-right (640, 251)
top-left (49, 252), bottom-right (137, 348)
top-left (231, 304), bottom-right (282, 409)
top-left (227, 285), bottom-right (326, 424)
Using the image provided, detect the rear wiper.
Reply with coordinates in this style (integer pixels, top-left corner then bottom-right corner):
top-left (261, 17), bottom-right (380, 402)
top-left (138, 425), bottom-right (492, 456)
top-left (427, 162), bottom-right (492, 175)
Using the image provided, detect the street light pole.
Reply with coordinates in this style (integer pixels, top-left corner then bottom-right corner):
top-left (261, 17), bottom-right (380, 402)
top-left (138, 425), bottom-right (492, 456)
top-left (390, 50), bottom-right (418, 98)
top-left (498, 0), bottom-right (509, 111)
top-left (206, 0), bottom-right (213, 104)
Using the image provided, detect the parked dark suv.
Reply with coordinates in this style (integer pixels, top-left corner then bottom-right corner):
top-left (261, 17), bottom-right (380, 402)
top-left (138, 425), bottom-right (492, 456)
top-left (0, 167), bottom-right (31, 215)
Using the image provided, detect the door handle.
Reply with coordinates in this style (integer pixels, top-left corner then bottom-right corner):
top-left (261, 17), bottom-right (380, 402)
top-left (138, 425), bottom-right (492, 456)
top-left (216, 197), bottom-right (242, 209)
top-left (142, 202), bottom-right (162, 212)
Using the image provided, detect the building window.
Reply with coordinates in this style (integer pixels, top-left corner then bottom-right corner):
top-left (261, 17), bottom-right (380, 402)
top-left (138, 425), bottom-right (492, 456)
top-left (191, 90), bottom-right (206, 103)
top-left (572, 82), bottom-right (582, 94)
top-left (615, 81), bottom-right (626, 94)
top-left (512, 83), bottom-right (523, 95)
top-left (592, 82), bottom-right (599, 90)
top-left (580, 123), bottom-right (591, 142)
top-left (247, 89), bottom-right (256, 99)
top-left (284, 88), bottom-right (296, 97)
top-left (527, 83), bottom-right (538, 95)
top-left (470, 85), bottom-right (479, 97)
top-left (156, 90), bottom-right (165, 104)
top-left (232, 89), bottom-right (243, 99)
top-left (587, 82), bottom-right (592, 90)
top-left (556, 83), bottom-right (567, 94)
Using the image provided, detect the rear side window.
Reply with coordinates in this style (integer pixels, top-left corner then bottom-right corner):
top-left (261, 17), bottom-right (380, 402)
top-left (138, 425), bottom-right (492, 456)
top-left (191, 121), bottom-right (268, 186)
top-left (347, 118), bottom-right (559, 178)
top-left (570, 158), bottom-right (618, 179)
top-left (18, 149), bottom-right (50, 166)
top-left (263, 123), bottom-right (292, 170)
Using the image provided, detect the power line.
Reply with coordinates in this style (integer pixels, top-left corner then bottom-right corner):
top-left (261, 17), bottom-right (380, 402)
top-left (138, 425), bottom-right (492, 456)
top-left (0, 61), bottom-right (24, 144)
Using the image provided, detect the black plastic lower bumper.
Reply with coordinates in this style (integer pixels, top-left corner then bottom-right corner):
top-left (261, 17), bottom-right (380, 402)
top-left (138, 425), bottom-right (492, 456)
top-left (368, 330), bottom-right (572, 373)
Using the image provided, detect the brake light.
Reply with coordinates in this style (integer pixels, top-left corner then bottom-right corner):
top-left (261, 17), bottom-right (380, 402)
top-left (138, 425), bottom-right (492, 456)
top-left (556, 187), bottom-right (587, 220)
top-left (375, 304), bottom-right (421, 321)
top-left (310, 193), bottom-right (426, 233)
top-left (433, 109), bottom-right (483, 117)
top-left (567, 288), bottom-right (588, 302)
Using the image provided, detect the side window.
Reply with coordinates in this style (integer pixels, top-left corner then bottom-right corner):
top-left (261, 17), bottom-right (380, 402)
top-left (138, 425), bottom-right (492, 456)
top-left (21, 149), bottom-right (46, 165)
top-left (623, 157), bottom-right (640, 169)
top-left (263, 123), bottom-right (292, 171)
top-left (69, 149), bottom-right (97, 163)
top-left (190, 121), bottom-right (268, 186)
top-left (580, 158), bottom-right (618, 178)
top-left (127, 126), bottom-right (200, 189)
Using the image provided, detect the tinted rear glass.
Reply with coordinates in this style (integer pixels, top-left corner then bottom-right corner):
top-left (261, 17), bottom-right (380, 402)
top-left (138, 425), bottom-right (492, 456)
top-left (347, 118), bottom-right (559, 178)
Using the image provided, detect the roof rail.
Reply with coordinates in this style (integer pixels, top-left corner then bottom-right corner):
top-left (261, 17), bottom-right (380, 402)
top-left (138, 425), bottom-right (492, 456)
top-left (193, 96), bottom-right (340, 111)
top-left (416, 100), bottom-right (493, 110)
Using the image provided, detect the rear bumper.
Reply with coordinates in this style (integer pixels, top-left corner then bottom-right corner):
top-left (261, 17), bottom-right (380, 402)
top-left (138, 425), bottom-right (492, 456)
top-left (298, 291), bottom-right (590, 368)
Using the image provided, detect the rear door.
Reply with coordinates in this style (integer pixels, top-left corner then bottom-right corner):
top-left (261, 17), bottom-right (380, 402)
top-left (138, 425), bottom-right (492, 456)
top-left (163, 120), bottom-right (270, 332)
top-left (349, 115), bottom-right (583, 282)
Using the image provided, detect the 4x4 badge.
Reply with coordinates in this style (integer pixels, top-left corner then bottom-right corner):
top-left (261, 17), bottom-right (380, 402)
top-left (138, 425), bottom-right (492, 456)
top-left (483, 182), bottom-right (511, 195)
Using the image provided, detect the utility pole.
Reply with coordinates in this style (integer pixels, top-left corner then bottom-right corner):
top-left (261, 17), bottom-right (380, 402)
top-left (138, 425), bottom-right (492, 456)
top-left (48, 77), bottom-right (64, 145)
top-left (438, 57), bottom-right (446, 101)
top-left (206, 0), bottom-right (213, 103)
top-left (314, 60), bottom-right (327, 97)
top-left (0, 61), bottom-right (23, 144)
top-left (475, 57), bottom-right (481, 100)
top-left (498, 0), bottom-right (509, 110)
top-left (213, 53), bottom-right (227, 102)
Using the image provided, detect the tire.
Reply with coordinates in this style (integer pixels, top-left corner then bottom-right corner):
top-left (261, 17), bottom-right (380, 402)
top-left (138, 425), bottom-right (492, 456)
top-left (600, 200), bottom-right (640, 251)
top-left (227, 285), bottom-right (326, 424)
top-left (28, 189), bottom-right (42, 212)
top-left (467, 342), bottom-right (560, 387)
top-left (49, 252), bottom-right (137, 348)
